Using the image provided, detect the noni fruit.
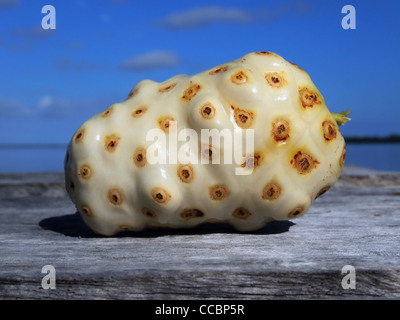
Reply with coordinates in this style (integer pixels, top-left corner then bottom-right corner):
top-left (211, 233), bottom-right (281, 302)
top-left (64, 51), bottom-right (348, 236)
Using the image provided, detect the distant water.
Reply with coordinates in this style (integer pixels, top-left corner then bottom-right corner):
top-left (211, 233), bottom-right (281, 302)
top-left (344, 143), bottom-right (400, 172)
top-left (0, 144), bottom-right (68, 173)
top-left (0, 143), bottom-right (399, 173)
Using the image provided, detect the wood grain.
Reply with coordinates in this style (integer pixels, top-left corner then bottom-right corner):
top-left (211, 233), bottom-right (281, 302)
top-left (0, 165), bottom-right (399, 299)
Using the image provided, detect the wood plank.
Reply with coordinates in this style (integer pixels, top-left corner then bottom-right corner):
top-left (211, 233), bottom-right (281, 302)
top-left (0, 165), bottom-right (399, 299)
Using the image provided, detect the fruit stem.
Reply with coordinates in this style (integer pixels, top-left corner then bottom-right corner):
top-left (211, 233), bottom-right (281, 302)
top-left (332, 110), bottom-right (351, 126)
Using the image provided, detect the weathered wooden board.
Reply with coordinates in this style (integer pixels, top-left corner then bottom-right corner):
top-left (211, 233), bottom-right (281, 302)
top-left (0, 165), bottom-right (399, 299)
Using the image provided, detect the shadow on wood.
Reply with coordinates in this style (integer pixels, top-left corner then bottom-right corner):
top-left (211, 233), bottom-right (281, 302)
top-left (38, 212), bottom-right (295, 238)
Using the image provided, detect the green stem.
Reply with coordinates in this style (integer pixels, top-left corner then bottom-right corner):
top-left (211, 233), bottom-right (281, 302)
top-left (331, 110), bottom-right (351, 126)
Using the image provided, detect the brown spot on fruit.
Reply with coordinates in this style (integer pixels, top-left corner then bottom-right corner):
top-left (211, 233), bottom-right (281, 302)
top-left (201, 144), bottom-right (218, 162)
top-left (209, 185), bottom-right (229, 200)
top-left (151, 187), bottom-right (171, 204)
top-left (102, 106), bottom-right (113, 118)
top-left (159, 82), bottom-right (177, 93)
top-left (132, 106), bottom-right (147, 118)
top-left (340, 144), bottom-right (346, 167)
top-left (177, 164), bottom-right (194, 183)
top-left (272, 119), bottom-right (290, 142)
top-left (158, 116), bottom-right (175, 133)
top-left (233, 107), bottom-right (253, 129)
top-left (254, 51), bottom-right (277, 57)
top-left (265, 72), bottom-right (286, 88)
top-left (315, 186), bottom-right (331, 199)
top-left (200, 102), bottom-right (216, 119)
top-left (182, 83), bottom-right (201, 101)
top-left (119, 225), bottom-right (133, 231)
top-left (79, 164), bottom-right (92, 180)
top-left (81, 205), bottom-right (92, 217)
top-left (262, 183), bottom-right (282, 200)
top-left (126, 89), bottom-right (139, 100)
top-left (133, 147), bottom-right (147, 167)
top-left (299, 87), bottom-right (321, 108)
top-left (108, 189), bottom-right (123, 206)
top-left (232, 207), bottom-right (251, 220)
top-left (75, 128), bottom-right (85, 143)
top-left (288, 207), bottom-right (304, 219)
top-left (141, 207), bottom-right (157, 218)
top-left (241, 153), bottom-right (261, 171)
top-left (209, 66), bottom-right (228, 75)
top-left (322, 121), bottom-right (337, 141)
top-left (104, 135), bottom-right (120, 152)
top-left (231, 71), bottom-right (248, 85)
top-left (180, 209), bottom-right (204, 220)
top-left (292, 151), bottom-right (319, 174)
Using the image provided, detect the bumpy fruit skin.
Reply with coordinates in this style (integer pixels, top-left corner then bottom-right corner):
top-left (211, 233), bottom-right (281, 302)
top-left (64, 51), bottom-right (346, 236)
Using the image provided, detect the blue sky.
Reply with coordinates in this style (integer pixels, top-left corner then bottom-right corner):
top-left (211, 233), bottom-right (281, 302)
top-left (0, 0), bottom-right (399, 144)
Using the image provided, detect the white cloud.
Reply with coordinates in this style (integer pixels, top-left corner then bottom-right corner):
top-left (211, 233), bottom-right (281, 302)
top-left (0, 25), bottom-right (54, 52)
top-left (11, 26), bottom-right (55, 39)
top-left (0, 95), bottom-right (114, 118)
top-left (158, 6), bottom-right (252, 30)
top-left (105, 0), bottom-right (128, 4)
top-left (37, 96), bottom-right (53, 111)
top-left (255, 1), bottom-right (311, 23)
top-left (118, 50), bottom-right (180, 71)
top-left (0, 97), bottom-right (32, 116)
top-left (0, 0), bottom-right (19, 11)
top-left (33, 96), bottom-right (113, 117)
top-left (64, 41), bottom-right (85, 50)
top-left (53, 56), bottom-right (101, 73)
top-left (156, 2), bottom-right (311, 30)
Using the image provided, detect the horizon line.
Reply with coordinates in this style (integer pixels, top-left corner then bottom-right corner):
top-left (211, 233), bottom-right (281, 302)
top-left (1, 133), bottom-right (400, 149)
